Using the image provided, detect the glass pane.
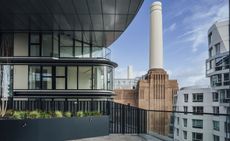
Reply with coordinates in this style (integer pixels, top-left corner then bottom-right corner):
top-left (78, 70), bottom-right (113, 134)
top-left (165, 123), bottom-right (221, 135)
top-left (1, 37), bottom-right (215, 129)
top-left (31, 34), bottom-right (40, 43)
top-left (53, 33), bottom-right (59, 57)
top-left (29, 66), bottom-right (40, 89)
top-left (93, 66), bottom-right (106, 89)
top-left (67, 67), bottom-right (77, 89)
top-left (42, 77), bottom-right (52, 89)
top-left (75, 46), bottom-right (82, 58)
top-left (78, 66), bottom-right (92, 89)
top-left (60, 47), bottom-right (73, 57)
top-left (56, 78), bottom-right (65, 89)
top-left (92, 47), bottom-right (103, 58)
top-left (42, 67), bottom-right (52, 77)
top-left (83, 44), bottom-right (90, 57)
top-left (30, 45), bottom-right (40, 56)
top-left (60, 34), bottom-right (73, 46)
top-left (107, 66), bottom-right (113, 90)
top-left (56, 67), bottom-right (65, 76)
top-left (42, 34), bottom-right (52, 56)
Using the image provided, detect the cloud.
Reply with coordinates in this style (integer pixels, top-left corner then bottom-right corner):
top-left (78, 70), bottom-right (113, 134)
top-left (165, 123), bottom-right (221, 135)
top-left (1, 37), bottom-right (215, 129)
top-left (168, 51), bottom-right (209, 88)
top-left (165, 23), bottom-right (176, 32)
top-left (178, 2), bottom-right (229, 52)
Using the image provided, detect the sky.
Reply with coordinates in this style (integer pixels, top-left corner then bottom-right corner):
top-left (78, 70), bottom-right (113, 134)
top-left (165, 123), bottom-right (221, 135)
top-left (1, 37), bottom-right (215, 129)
top-left (110, 0), bottom-right (229, 88)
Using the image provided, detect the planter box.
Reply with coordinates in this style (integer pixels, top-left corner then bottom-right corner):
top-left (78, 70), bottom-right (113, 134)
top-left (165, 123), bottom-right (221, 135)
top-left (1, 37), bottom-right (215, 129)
top-left (0, 116), bottom-right (109, 141)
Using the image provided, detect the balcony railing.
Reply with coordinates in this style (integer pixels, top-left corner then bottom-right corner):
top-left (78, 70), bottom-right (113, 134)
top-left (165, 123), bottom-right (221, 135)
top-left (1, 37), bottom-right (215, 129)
top-left (4, 98), bottom-right (230, 141)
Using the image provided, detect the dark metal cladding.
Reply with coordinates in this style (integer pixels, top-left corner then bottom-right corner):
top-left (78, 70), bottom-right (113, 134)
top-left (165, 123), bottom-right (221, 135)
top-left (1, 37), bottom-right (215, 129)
top-left (0, 0), bottom-right (144, 47)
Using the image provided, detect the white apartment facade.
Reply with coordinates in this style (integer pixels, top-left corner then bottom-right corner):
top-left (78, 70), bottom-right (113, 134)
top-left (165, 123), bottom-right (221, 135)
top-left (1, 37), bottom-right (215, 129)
top-left (174, 20), bottom-right (230, 141)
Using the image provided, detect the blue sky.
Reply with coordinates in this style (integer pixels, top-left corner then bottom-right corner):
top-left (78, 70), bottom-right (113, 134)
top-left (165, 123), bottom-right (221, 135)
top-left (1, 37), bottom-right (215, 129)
top-left (110, 0), bottom-right (229, 88)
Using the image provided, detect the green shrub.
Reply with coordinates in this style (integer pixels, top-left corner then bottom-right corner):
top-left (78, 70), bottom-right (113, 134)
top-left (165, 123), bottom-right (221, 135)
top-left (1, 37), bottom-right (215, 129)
top-left (27, 111), bottom-right (41, 119)
top-left (5, 110), bottom-right (13, 117)
top-left (12, 111), bottom-right (26, 119)
top-left (54, 111), bottom-right (63, 118)
top-left (40, 112), bottom-right (52, 119)
top-left (64, 112), bottom-right (72, 118)
top-left (77, 111), bottom-right (84, 117)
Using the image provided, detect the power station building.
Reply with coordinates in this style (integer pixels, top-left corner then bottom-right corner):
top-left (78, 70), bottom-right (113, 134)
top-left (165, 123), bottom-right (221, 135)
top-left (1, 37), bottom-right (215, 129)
top-left (114, 1), bottom-right (178, 136)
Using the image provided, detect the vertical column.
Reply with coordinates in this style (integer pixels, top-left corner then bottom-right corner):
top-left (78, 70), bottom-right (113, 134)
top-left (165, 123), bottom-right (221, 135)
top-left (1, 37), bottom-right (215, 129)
top-left (149, 1), bottom-right (163, 69)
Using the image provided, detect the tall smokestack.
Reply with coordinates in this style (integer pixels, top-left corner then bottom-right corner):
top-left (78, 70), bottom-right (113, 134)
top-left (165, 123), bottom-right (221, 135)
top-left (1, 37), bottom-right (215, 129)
top-left (127, 65), bottom-right (133, 79)
top-left (149, 1), bottom-right (163, 69)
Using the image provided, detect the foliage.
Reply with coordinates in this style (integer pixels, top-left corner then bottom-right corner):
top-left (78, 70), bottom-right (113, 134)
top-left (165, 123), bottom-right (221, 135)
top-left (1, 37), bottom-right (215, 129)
top-left (77, 111), bottom-right (101, 117)
top-left (12, 111), bottom-right (26, 119)
top-left (3, 110), bottom-right (102, 119)
top-left (27, 111), bottom-right (41, 119)
top-left (53, 111), bottom-right (63, 118)
top-left (64, 112), bottom-right (72, 118)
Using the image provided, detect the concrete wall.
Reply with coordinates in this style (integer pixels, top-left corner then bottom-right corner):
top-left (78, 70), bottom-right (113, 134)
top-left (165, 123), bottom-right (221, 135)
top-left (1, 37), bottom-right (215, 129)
top-left (14, 33), bottom-right (28, 56)
top-left (13, 65), bottom-right (28, 89)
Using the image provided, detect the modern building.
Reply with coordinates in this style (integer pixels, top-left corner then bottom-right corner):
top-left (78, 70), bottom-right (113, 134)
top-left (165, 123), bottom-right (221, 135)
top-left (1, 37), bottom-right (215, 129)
top-left (174, 20), bottom-right (230, 141)
top-left (114, 1), bottom-right (178, 136)
top-left (206, 20), bottom-right (230, 106)
top-left (0, 0), bottom-right (144, 102)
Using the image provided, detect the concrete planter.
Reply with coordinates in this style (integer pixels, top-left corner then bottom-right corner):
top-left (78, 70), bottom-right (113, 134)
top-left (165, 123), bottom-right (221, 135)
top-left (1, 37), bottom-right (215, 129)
top-left (0, 116), bottom-right (109, 141)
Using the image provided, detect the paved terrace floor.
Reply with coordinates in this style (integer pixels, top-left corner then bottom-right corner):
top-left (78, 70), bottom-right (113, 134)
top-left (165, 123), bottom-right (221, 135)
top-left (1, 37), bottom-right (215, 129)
top-left (72, 134), bottom-right (163, 141)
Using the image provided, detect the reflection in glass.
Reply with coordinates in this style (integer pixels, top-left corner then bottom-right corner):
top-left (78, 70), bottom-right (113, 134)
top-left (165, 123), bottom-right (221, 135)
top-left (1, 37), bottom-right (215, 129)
top-left (30, 45), bottom-right (40, 56)
top-left (79, 66), bottom-right (92, 89)
top-left (107, 67), bottom-right (113, 90)
top-left (83, 44), bottom-right (90, 58)
top-left (67, 67), bottom-right (77, 89)
top-left (92, 47), bottom-right (103, 58)
top-left (56, 78), bottom-right (65, 89)
top-left (42, 77), bottom-right (52, 89)
top-left (42, 34), bottom-right (52, 56)
top-left (29, 66), bottom-right (41, 89)
top-left (93, 66), bottom-right (106, 89)
top-left (60, 47), bottom-right (73, 57)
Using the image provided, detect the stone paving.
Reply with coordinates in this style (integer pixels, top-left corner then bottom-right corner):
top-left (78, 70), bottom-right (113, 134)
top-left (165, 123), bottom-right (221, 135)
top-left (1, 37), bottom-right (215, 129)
top-left (71, 134), bottom-right (164, 141)
top-left (72, 134), bottom-right (146, 141)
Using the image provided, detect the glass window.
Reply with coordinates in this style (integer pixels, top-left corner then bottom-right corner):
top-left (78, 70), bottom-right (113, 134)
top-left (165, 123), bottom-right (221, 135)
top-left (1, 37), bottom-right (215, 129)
top-left (60, 34), bottom-right (73, 46)
top-left (213, 135), bottom-right (220, 141)
top-left (56, 67), bottom-right (65, 76)
top-left (42, 67), bottom-right (52, 89)
top-left (53, 33), bottom-right (59, 57)
top-left (107, 67), bottom-right (113, 90)
top-left (215, 43), bottom-right (220, 55)
top-left (193, 93), bottom-right (203, 102)
top-left (183, 118), bottom-right (187, 127)
top-left (177, 117), bottom-right (179, 125)
top-left (78, 66), bottom-right (92, 89)
top-left (192, 132), bottom-right (203, 141)
top-left (31, 34), bottom-right (40, 44)
top-left (193, 106), bottom-right (203, 114)
top-left (93, 66), bottom-right (106, 89)
top-left (55, 67), bottom-right (65, 89)
top-left (67, 67), bottom-right (77, 89)
top-left (42, 34), bottom-right (52, 56)
top-left (30, 45), bottom-right (40, 56)
top-left (212, 92), bottom-right (218, 102)
top-left (92, 47), bottom-right (103, 58)
top-left (192, 119), bottom-right (203, 129)
top-left (83, 44), bottom-right (90, 58)
top-left (208, 32), bottom-right (212, 45)
top-left (184, 106), bottom-right (188, 114)
top-left (213, 106), bottom-right (219, 115)
top-left (213, 121), bottom-right (220, 131)
top-left (75, 46), bottom-right (82, 57)
top-left (176, 128), bottom-right (179, 136)
top-left (183, 131), bottom-right (187, 139)
top-left (184, 94), bottom-right (188, 102)
top-left (60, 47), bottom-right (73, 57)
top-left (56, 78), bottom-right (65, 89)
top-left (29, 66), bottom-right (41, 89)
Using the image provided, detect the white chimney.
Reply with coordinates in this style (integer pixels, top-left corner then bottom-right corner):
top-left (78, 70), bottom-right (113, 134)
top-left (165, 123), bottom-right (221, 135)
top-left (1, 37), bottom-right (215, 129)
top-left (149, 1), bottom-right (163, 69)
top-left (127, 65), bottom-right (133, 79)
